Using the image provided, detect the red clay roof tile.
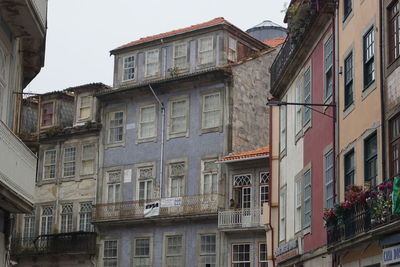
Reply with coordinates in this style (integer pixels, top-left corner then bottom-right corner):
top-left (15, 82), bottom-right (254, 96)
top-left (218, 146), bottom-right (269, 162)
top-left (262, 38), bottom-right (286, 48)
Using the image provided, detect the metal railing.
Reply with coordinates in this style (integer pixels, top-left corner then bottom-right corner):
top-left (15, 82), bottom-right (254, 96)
top-left (218, 208), bottom-right (263, 229)
top-left (93, 194), bottom-right (222, 221)
top-left (11, 232), bottom-right (97, 256)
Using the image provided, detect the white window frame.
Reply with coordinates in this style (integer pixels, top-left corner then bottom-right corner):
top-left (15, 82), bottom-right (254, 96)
top-left (201, 159), bottom-right (219, 195)
top-left (173, 42), bottom-right (188, 70)
top-left (232, 243), bottom-right (251, 266)
top-left (201, 92), bottom-right (222, 130)
top-left (23, 213), bottom-right (35, 241)
top-left (133, 236), bottom-right (153, 267)
top-left (60, 203), bottom-right (73, 233)
top-left (145, 49), bottom-right (160, 78)
top-left (138, 104), bottom-right (157, 141)
top-left (295, 80), bottom-right (302, 135)
top-left (280, 104), bottom-right (287, 153)
top-left (259, 242), bottom-right (268, 267)
top-left (40, 206), bottom-right (53, 235)
top-left (63, 146), bottom-right (76, 177)
top-left (228, 37), bottom-right (237, 62)
top-left (279, 188), bottom-right (286, 242)
top-left (303, 169), bottom-right (312, 229)
top-left (81, 143), bottom-right (95, 176)
top-left (260, 172), bottom-right (270, 207)
top-left (168, 161), bottom-right (185, 197)
top-left (103, 240), bottom-right (118, 267)
top-left (324, 149), bottom-right (334, 208)
top-left (107, 170), bottom-right (122, 203)
top-left (303, 66), bottom-right (311, 126)
top-left (323, 35), bottom-right (333, 100)
top-left (122, 54), bottom-right (135, 81)
top-left (43, 149), bottom-right (57, 180)
top-left (198, 36), bottom-right (214, 66)
top-left (108, 110), bottom-right (125, 144)
top-left (199, 234), bottom-right (217, 267)
top-left (168, 96), bottom-right (189, 139)
top-left (164, 234), bottom-right (184, 266)
top-left (79, 202), bottom-right (93, 232)
top-left (78, 95), bottom-right (92, 121)
top-left (295, 178), bottom-right (302, 233)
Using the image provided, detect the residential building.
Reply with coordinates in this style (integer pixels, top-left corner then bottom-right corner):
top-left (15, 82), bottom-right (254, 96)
top-left (0, 0), bottom-right (47, 264)
top-left (11, 83), bottom-right (109, 266)
top-left (269, 0), bottom-right (336, 266)
top-left (92, 18), bottom-right (280, 266)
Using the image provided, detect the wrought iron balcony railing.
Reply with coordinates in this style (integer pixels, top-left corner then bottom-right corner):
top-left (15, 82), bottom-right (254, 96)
top-left (218, 208), bottom-right (264, 229)
top-left (93, 194), bottom-right (223, 222)
top-left (11, 232), bottom-right (97, 256)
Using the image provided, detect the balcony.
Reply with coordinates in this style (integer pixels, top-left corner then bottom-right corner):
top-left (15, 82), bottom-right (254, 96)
top-left (93, 194), bottom-right (223, 223)
top-left (270, 0), bottom-right (335, 97)
top-left (11, 232), bottom-right (97, 256)
top-left (0, 120), bottom-right (36, 213)
top-left (218, 208), bottom-right (264, 230)
top-left (326, 180), bottom-right (400, 249)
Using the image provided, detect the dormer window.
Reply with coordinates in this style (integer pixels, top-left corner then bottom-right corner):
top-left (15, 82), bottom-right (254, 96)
top-left (198, 36), bottom-right (214, 65)
top-left (228, 37), bottom-right (237, 62)
top-left (78, 96), bottom-right (92, 120)
top-left (41, 102), bottom-right (54, 127)
top-left (173, 43), bottom-right (188, 70)
top-left (145, 49), bottom-right (160, 77)
top-left (123, 55), bottom-right (135, 81)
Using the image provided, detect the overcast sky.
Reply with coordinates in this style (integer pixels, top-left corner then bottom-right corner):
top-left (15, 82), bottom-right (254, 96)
top-left (26, 0), bottom-right (288, 94)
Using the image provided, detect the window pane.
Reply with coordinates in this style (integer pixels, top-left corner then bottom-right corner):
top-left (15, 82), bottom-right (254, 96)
top-left (123, 55), bottom-right (135, 81)
top-left (140, 105), bottom-right (156, 138)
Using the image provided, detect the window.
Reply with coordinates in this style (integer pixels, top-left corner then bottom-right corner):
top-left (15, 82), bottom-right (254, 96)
top-left (303, 67), bottom-right (311, 125)
top-left (389, 0), bottom-right (400, 62)
top-left (324, 35), bottom-right (333, 100)
top-left (280, 105), bottom-right (287, 153)
top-left (233, 174), bottom-right (252, 209)
top-left (40, 206), bottom-right (53, 235)
top-left (60, 203), bottom-right (73, 233)
top-left (109, 111), bottom-right (124, 143)
top-left (41, 102), bottom-right (54, 126)
top-left (200, 234), bottom-right (216, 267)
top-left (79, 96), bottom-right (91, 120)
top-left (325, 150), bottom-right (334, 208)
top-left (43, 150), bottom-right (56, 179)
top-left (138, 104), bottom-right (156, 140)
top-left (344, 52), bottom-right (353, 109)
top-left (232, 244), bottom-right (250, 267)
top-left (63, 147), bottom-right (76, 177)
top-left (365, 133), bottom-right (377, 187)
top-left (303, 170), bottom-right (311, 228)
top-left (344, 0), bottom-right (352, 20)
top-left (134, 237), bottom-right (151, 267)
top-left (169, 98), bottom-right (188, 137)
top-left (295, 81), bottom-right (302, 135)
top-left (79, 202), bottom-right (93, 232)
top-left (107, 170), bottom-right (122, 203)
top-left (202, 92), bottom-right (222, 129)
top-left (363, 27), bottom-right (375, 88)
top-left (344, 149), bottom-right (355, 189)
top-left (198, 36), bottom-right (214, 65)
top-left (23, 213), bottom-right (35, 244)
top-left (279, 189), bottom-right (286, 241)
top-left (202, 160), bottom-right (218, 195)
top-left (165, 235), bottom-right (183, 267)
top-left (390, 115), bottom-right (400, 178)
top-left (173, 43), bottom-right (188, 70)
top-left (81, 144), bottom-right (95, 175)
top-left (145, 49), bottom-right (159, 77)
top-left (137, 166), bottom-right (153, 201)
top-left (295, 179), bottom-right (302, 232)
top-left (260, 172), bottom-right (270, 206)
top-left (123, 55), bottom-right (135, 81)
top-left (259, 243), bottom-right (268, 267)
top-left (228, 37), bottom-right (237, 62)
top-left (169, 162), bottom-right (185, 197)
top-left (103, 240), bottom-right (118, 267)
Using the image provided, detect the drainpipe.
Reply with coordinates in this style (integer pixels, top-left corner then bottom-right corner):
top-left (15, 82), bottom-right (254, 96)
top-left (379, 0), bottom-right (386, 181)
top-left (268, 101), bottom-right (275, 267)
top-left (148, 84), bottom-right (165, 198)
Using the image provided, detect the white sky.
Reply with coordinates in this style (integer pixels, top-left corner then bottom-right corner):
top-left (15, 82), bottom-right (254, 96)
top-left (26, 0), bottom-right (288, 94)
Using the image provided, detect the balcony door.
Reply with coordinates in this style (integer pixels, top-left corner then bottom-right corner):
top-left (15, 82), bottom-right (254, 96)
top-left (233, 174), bottom-right (252, 209)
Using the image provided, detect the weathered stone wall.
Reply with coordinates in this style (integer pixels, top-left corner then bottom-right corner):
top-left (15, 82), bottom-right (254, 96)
top-left (385, 66), bottom-right (400, 118)
top-left (230, 49), bottom-right (278, 153)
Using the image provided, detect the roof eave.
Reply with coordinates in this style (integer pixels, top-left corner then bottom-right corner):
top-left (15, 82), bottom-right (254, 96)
top-left (216, 155), bottom-right (269, 164)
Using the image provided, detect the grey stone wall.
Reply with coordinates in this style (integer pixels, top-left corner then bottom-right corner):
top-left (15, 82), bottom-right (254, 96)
top-left (230, 49), bottom-right (278, 153)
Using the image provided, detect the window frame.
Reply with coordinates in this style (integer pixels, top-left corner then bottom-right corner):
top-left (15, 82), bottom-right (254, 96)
top-left (363, 27), bottom-right (375, 89)
top-left (133, 235), bottom-right (153, 267)
top-left (231, 243), bottom-right (251, 266)
top-left (163, 233), bottom-right (184, 267)
top-left (41, 101), bottom-right (54, 127)
top-left (198, 233), bottom-right (217, 267)
top-left (79, 202), bottom-right (93, 232)
top-left (137, 103), bottom-right (157, 142)
top-left (258, 242), bottom-right (268, 267)
top-left (107, 110), bottom-right (125, 145)
top-left (294, 177), bottom-right (302, 233)
top-left (173, 42), bottom-right (189, 71)
top-left (103, 239), bottom-right (118, 267)
top-left (167, 96), bottom-right (189, 139)
top-left (228, 37), bottom-right (237, 62)
top-left (303, 169), bottom-right (312, 229)
top-left (167, 160), bottom-right (186, 197)
top-left (60, 203), bottom-right (73, 233)
top-left (144, 49), bottom-right (160, 78)
top-left (343, 0), bottom-right (353, 21)
top-left (78, 95), bottom-right (92, 121)
top-left (323, 34), bottom-right (333, 101)
top-left (43, 149), bottom-right (57, 180)
top-left (198, 36), bottom-right (214, 66)
top-left (106, 169), bottom-right (122, 203)
top-left (259, 172), bottom-right (270, 207)
top-left (40, 206), bottom-right (53, 235)
top-left (122, 54), bottom-right (136, 82)
top-left (344, 51), bottom-right (354, 109)
top-left (390, 114), bottom-right (400, 178)
top-left (388, 0), bottom-right (400, 63)
top-left (303, 66), bottom-right (312, 126)
top-left (62, 146), bottom-right (76, 178)
top-left (201, 159), bottom-right (219, 195)
top-left (201, 91), bottom-right (223, 132)
top-left (324, 149), bottom-right (334, 209)
top-left (81, 143), bottom-right (96, 176)
top-left (280, 104), bottom-right (287, 153)
top-left (364, 132), bottom-right (378, 187)
top-left (344, 149), bottom-right (355, 189)
top-left (23, 212), bottom-right (35, 241)
top-left (279, 187), bottom-right (286, 242)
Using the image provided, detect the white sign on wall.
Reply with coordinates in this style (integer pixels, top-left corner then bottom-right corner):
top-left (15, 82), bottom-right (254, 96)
top-left (161, 197), bottom-right (182, 207)
top-left (124, 169), bottom-right (132, 183)
top-left (126, 123), bottom-right (135, 130)
top-left (383, 244), bottom-right (400, 265)
top-left (144, 201), bottom-right (160, 217)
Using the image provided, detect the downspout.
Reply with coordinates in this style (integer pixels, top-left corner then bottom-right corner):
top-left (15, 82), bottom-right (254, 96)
top-left (268, 101), bottom-right (275, 267)
top-left (148, 84), bottom-right (165, 198)
top-left (379, 0), bottom-right (387, 181)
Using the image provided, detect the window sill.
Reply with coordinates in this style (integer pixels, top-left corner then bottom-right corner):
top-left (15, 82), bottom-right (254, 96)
top-left (303, 120), bottom-right (312, 134)
top-left (295, 130), bottom-right (303, 144)
top-left (343, 103), bottom-right (355, 119)
top-left (167, 132), bottom-right (189, 140)
top-left (303, 226), bottom-right (311, 236)
top-left (342, 11), bottom-right (353, 30)
top-left (199, 126), bottom-right (223, 135)
top-left (105, 142), bottom-right (125, 149)
top-left (136, 136), bottom-right (157, 144)
top-left (279, 148), bottom-right (287, 160)
top-left (196, 62), bottom-right (216, 70)
top-left (323, 95), bottom-right (333, 112)
top-left (38, 179), bottom-right (56, 186)
top-left (361, 80), bottom-right (376, 101)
